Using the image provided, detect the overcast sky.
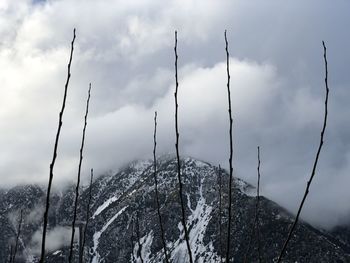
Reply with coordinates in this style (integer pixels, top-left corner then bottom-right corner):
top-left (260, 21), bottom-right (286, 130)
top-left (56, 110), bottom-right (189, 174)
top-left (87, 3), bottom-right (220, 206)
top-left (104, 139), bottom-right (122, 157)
top-left (1, 0), bottom-right (350, 229)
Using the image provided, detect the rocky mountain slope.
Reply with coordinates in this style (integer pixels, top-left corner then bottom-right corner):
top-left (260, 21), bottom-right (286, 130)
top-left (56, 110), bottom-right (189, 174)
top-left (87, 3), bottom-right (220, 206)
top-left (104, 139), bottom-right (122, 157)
top-left (0, 156), bottom-right (349, 262)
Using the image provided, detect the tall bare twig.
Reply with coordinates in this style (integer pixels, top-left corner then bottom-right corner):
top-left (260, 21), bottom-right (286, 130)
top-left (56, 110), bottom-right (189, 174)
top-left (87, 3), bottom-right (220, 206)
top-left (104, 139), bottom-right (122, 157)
top-left (256, 147), bottom-right (262, 262)
top-left (136, 214), bottom-right (144, 263)
top-left (218, 165), bottom-right (223, 263)
top-left (276, 41), bottom-right (329, 262)
top-left (174, 30), bottom-right (193, 263)
top-left (40, 28), bottom-right (76, 263)
top-left (69, 83), bottom-right (92, 262)
top-left (243, 146), bottom-right (262, 263)
top-left (8, 245), bottom-right (13, 263)
top-left (153, 111), bottom-right (170, 263)
top-left (80, 168), bottom-right (94, 263)
top-left (224, 30), bottom-right (234, 263)
top-left (131, 216), bottom-right (136, 263)
top-left (11, 209), bottom-right (23, 263)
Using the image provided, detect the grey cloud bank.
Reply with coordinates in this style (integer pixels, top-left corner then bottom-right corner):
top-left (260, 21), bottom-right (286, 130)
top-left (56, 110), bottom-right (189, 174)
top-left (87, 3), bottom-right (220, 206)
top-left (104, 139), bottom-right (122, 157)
top-left (0, 0), bottom-right (350, 229)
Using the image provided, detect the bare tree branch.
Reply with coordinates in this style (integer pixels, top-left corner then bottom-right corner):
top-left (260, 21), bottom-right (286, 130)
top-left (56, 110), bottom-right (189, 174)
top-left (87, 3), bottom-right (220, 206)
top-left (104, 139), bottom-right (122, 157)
top-left (256, 147), bottom-right (262, 263)
top-left (11, 209), bottom-right (23, 263)
top-left (8, 245), bottom-right (13, 263)
top-left (69, 83), bottom-right (92, 262)
top-left (224, 30), bottom-right (234, 263)
top-left (136, 214), bottom-right (144, 263)
top-left (276, 41), bottom-right (329, 262)
top-left (40, 28), bottom-right (76, 263)
top-left (131, 216), bottom-right (136, 263)
top-left (80, 168), bottom-right (94, 263)
top-left (153, 111), bottom-right (170, 263)
top-left (174, 30), bottom-right (193, 263)
top-left (244, 146), bottom-right (262, 263)
top-left (218, 165), bottom-right (223, 263)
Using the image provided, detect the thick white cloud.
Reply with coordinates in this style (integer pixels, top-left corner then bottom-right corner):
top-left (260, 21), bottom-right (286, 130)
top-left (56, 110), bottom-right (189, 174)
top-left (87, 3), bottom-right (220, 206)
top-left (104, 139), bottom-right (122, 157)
top-left (1, 0), bottom-right (350, 229)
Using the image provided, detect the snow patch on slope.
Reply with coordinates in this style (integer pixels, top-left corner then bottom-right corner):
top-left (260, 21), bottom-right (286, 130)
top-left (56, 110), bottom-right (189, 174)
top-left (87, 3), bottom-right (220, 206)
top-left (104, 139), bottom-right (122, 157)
top-left (91, 206), bottom-right (128, 263)
top-left (131, 160), bottom-right (152, 175)
top-left (168, 179), bottom-right (219, 263)
top-left (193, 159), bottom-right (210, 168)
top-left (132, 230), bottom-right (154, 263)
top-left (92, 195), bottom-right (119, 219)
top-left (92, 161), bottom-right (151, 220)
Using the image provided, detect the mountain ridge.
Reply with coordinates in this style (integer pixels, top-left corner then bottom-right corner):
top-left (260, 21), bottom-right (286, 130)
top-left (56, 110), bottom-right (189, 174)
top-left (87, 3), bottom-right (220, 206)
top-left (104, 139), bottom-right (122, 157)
top-left (0, 156), bottom-right (349, 262)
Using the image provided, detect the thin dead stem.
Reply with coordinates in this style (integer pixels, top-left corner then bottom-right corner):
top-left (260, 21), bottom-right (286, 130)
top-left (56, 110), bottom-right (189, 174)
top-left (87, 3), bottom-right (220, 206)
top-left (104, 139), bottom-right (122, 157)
top-left (12, 209), bottom-right (23, 263)
top-left (276, 41), bottom-right (329, 262)
top-left (243, 146), bottom-right (262, 263)
top-left (69, 83), bottom-right (92, 262)
top-left (153, 111), bottom-right (170, 263)
top-left (218, 165), bottom-right (223, 263)
top-left (256, 147), bottom-right (262, 262)
top-left (8, 245), bottom-right (13, 263)
top-left (224, 30), bottom-right (234, 263)
top-left (136, 214), bottom-right (144, 263)
top-left (40, 28), bottom-right (76, 263)
top-left (131, 216), bottom-right (136, 263)
top-left (174, 30), bottom-right (193, 263)
top-left (80, 168), bottom-right (94, 263)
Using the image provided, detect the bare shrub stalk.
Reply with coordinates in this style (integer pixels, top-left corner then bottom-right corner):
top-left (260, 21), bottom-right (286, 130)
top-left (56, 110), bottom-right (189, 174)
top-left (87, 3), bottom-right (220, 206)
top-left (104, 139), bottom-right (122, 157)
top-left (244, 146), bottom-right (262, 263)
top-left (69, 83), bottom-right (92, 262)
top-left (276, 41), bottom-right (329, 262)
top-left (11, 209), bottom-right (23, 263)
top-left (80, 168), bottom-right (94, 263)
top-left (136, 215), bottom-right (144, 263)
top-left (174, 30), bottom-right (193, 263)
top-left (8, 245), bottom-right (13, 263)
top-left (131, 216), bottom-right (136, 263)
top-left (224, 30), bottom-right (234, 263)
top-left (153, 111), bottom-right (170, 263)
top-left (256, 147), bottom-right (262, 262)
top-left (40, 28), bottom-right (76, 263)
top-left (218, 165), bottom-right (223, 263)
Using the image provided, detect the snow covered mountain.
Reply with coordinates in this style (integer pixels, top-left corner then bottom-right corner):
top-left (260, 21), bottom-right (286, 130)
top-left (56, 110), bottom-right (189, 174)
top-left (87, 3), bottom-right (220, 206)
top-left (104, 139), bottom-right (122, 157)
top-left (0, 156), bottom-right (349, 262)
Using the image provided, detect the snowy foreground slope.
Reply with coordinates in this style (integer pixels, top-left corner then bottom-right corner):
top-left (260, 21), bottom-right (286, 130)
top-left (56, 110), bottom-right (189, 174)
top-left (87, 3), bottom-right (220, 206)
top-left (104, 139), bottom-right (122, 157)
top-left (0, 156), bottom-right (350, 262)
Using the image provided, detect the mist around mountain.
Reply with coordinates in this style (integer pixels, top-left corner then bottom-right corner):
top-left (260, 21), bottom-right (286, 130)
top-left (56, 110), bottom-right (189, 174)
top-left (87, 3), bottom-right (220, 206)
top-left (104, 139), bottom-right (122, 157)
top-left (0, 156), bottom-right (349, 262)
